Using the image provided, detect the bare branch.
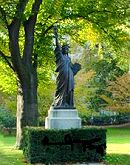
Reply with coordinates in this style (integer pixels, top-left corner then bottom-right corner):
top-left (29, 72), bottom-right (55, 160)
top-left (0, 50), bottom-right (15, 72)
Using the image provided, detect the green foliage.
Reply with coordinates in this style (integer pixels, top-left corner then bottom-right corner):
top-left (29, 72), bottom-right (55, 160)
top-left (88, 53), bottom-right (125, 111)
top-left (1, 0), bottom-right (129, 61)
top-left (38, 82), bottom-right (55, 124)
top-left (0, 92), bottom-right (16, 116)
top-left (0, 62), bottom-right (16, 115)
top-left (101, 73), bottom-right (130, 112)
top-left (0, 61), bottom-right (17, 94)
top-left (71, 42), bottom-right (129, 116)
top-left (74, 70), bottom-right (95, 116)
top-left (23, 127), bottom-right (106, 164)
top-left (0, 107), bottom-right (16, 128)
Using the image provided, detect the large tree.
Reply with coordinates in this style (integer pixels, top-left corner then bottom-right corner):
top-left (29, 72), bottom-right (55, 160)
top-left (0, 0), bottom-right (129, 147)
top-left (0, 0), bottom-right (43, 147)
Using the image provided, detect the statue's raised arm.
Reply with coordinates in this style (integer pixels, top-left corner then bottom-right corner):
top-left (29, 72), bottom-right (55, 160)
top-left (54, 25), bottom-right (61, 50)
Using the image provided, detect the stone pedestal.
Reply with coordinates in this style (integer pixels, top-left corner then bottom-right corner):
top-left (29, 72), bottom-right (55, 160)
top-left (45, 106), bottom-right (81, 129)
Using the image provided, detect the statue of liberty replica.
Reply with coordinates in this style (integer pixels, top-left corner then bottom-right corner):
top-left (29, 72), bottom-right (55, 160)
top-left (53, 26), bottom-right (81, 108)
top-left (45, 26), bottom-right (81, 129)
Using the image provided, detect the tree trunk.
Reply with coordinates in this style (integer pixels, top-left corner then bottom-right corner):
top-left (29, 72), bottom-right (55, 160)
top-left (7, 0), bottom-right (42, 148)
top-left (16, 82), bottom-right (24, 148)
top-left (16, 72), bottom-right (38, 148)
top-left (22, 73), bottom-right (38, 126)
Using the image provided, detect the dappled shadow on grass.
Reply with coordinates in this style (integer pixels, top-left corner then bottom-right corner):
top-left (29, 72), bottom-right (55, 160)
top-left (105, 153), bottom-right (130, 165)
top-left (0, 149), bottom-right (30, 165)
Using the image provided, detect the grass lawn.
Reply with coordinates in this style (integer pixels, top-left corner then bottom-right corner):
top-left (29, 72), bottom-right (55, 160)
top-left (107, 127), bottom-right (130, 154)
top-left (0, 133), bottom-right (31, 165)
top-left (0, 127), bottom-right (130, 165)
top-left (106, 127), bottom-right (130, 165)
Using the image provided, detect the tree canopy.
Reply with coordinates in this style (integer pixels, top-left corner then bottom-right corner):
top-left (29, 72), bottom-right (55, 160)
top-left (0, 0), bottom-right (130, 93)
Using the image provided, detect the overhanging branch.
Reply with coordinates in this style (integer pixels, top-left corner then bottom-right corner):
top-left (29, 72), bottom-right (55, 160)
top-left (43, 23), bottom-right (57, 36)
top-left (42, 19), bottom-right (63, 36)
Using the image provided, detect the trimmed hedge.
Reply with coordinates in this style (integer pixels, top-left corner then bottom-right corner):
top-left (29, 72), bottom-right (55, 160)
top-left (22, 127), bottom-right (106, 164)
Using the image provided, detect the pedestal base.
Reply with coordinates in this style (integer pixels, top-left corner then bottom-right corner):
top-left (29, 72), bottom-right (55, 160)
top-left (45, 107), bottom-right (81, 129)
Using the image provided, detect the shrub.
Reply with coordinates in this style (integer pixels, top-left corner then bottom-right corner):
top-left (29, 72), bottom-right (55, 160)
top-left (23, 127), bottom-right (106, 164)
top-left (82, 114), bottom-right (130, 126)
top-left (0, 108), bottom-right (16, 128)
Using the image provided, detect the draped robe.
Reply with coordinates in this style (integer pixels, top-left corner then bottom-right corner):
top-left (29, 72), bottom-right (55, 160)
top-left (53, 46), bottom-right (74, 107)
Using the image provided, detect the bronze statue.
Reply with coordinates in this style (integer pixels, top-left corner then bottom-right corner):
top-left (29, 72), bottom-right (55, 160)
top-left (53, 26), bottom-right (81, 108)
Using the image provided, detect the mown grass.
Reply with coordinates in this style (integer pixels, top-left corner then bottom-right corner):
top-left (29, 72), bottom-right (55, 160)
top-left (107, 127), bottom-right (130, 154)
top-left (0, 134), bottom-right (30, 165)
top-left (105, 154), bottom-right (130, 165)
top-left (107, 127), bottom-right (130, 144)
top-left (105, 127), bottom-right (130, 165)
top-left (0, 127), bottom-right (130, 165)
